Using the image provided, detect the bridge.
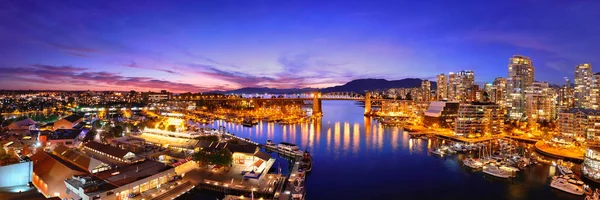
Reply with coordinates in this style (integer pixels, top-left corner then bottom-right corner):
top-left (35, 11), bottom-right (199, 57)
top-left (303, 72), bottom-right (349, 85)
top-left (170, 91), bottom-right (419, 116)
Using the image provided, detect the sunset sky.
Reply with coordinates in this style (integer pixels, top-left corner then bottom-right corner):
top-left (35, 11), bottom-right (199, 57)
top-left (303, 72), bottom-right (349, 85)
top-left (1, 0), bottom-right (599, 93)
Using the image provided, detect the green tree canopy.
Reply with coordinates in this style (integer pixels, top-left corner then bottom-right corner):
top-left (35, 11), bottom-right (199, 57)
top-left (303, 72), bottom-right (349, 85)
top-left (196, 135), bottom-right (219, 142)
top-left (192, 148), bottom-right (232, 167)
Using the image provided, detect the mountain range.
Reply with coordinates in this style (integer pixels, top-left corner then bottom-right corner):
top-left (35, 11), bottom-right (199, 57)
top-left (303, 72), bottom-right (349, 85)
top-left (211, 78), bottom-right (437, 94)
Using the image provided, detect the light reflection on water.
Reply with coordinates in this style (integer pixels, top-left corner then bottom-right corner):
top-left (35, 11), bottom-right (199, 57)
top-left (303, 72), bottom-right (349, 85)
top-left (200, 101), bottom-right (580, 200)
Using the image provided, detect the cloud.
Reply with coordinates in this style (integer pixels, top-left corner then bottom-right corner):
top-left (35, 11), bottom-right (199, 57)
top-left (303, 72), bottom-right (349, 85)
top-left (123, 61), bottom-right (181, 75)
top-left (0, 64), bottom-right (208, 92)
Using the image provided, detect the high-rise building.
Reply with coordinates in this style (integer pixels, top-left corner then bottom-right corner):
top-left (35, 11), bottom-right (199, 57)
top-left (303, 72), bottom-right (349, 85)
top-left (575, 63), bottom-right (593, 108)
top-left (493, 77), bottom-right (507, 106)
top-left (448, 70), bottom-right (475, 102)
top-left (448, 73), bottom-right (457, 101)
top-left (592, 73), bottom-right (600, 110)
top-left (455, 102), bottom-right (504, 138)
top-left (525, 82), bottom-right (556, 123)
top-left (421, 80), bottom-right (431, 102)
top-left (437, 73), bottom-right (448, 100)
top-left (507, 55), bottom-right (534, 119)
top-left (558, 78), bottom-right (574, 111)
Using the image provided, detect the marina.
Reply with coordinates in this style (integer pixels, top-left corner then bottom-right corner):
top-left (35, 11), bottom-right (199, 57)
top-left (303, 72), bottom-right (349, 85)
top-left (179, 101), bottom-right (587, 200)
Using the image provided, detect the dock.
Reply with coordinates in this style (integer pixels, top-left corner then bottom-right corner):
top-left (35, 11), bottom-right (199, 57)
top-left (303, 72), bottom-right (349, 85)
top-left (278, 157), bottom-right (306, 200)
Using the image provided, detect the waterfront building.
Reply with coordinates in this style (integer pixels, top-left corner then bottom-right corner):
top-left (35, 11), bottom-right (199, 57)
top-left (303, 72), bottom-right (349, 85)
top-left (448, 70), bottom-right (475, 102)
top-left (53, 114), bottom-right (83, 130)
top-left (437, 73), bottom-right (448, 100)
top-left (31, 151), bottom-right (88, 199)
top-left (575, 63), bottom-right (593, 108)
top-left (525, 82), bottom-right (556, 122)
top-left (558, 108), bottom-right (600, 142)
top-left (421, 80), bottom-right (431, 102)
top-left (64, 160), bottom-right (177, 200)
top-left (506, 55), bottom-right (535, 119)
top-left (455, 102), bottom-right (504, 138)
top-left (582, 147), bottom-right (600, 183)
top-left (142, 90), bottom-right (172, 102)
top-left (424, 101), bottom-right (460, 129)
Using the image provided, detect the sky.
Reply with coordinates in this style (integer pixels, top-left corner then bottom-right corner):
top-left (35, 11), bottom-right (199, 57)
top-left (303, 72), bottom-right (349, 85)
top-left (0, 0), bottom-right (599, 93)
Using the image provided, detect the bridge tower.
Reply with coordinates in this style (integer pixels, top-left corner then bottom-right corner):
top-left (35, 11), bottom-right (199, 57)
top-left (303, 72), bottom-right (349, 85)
top-left (364, 91), bottom-right (371, 115)
top-left (313, 92), bottom-right (323, 117)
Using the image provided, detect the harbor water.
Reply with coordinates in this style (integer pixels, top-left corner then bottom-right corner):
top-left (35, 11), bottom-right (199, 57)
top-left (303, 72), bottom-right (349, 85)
top-left (179, 101), bottom-right (582, 200)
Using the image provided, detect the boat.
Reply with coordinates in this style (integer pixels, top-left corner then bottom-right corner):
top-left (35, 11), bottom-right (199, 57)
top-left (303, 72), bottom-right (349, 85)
top-left (499, 165), bottom-right (520, 172)
top-left (430, 148), bottom-right (445, 157)
top-left (463, 158), bottom-right (483, 169)
top-left (557, 165), bottom-right (573, 175)
top-left (300, 151), bottom-right (312, 172)
top-left (277, 142), bottom-right (304, 156)
top-left (242, 118), bottom-right (259, 127)
top-left (265, 140), bottom-right (276, 147)
top-left (585, 189), bottom-right (600, 200)
top-left (483, 165), bottom-right (513, 178)
top-left (551, 175), bottom-right (586, 195)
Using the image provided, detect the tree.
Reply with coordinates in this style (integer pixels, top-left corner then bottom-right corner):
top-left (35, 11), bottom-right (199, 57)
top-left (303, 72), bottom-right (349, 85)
top-left (110, 125), bottom-right (124, 137)
top-left (192, 148), bottom-right (232, 167)
top-left (92, 120), bottom-right (102, 129)
top-left (212, 148), bottom-right (232, 167)
top-left (196, 135), bottom-right (219, 142)
top-left (405, 92), bottom-right (412, 101)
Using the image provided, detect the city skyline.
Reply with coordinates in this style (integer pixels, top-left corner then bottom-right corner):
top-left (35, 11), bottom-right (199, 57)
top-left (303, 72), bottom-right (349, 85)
top-left (1, 1), bottom-right (600, 92)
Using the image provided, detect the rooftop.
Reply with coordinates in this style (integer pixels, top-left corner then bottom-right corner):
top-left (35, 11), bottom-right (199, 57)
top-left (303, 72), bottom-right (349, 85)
top-left (52, 145), bottom-right (106, 172)
top-left (563, 108), bottom-right (600, 115)
top-left (64, 175), bottom-right (117, 197)
top-left (94, 160), bottom-right (173, 187)
top-left (62, 114), bottom-right (83, 123)
top-left (84, 141), bottom-right (131, 158)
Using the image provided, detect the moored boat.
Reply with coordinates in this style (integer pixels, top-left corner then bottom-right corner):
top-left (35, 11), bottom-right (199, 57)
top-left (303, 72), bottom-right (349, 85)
top-left (557, 165), bottom-right (573, 175)
top-left (551, 175), bottom-right (586, 196)
top-left (242, 118), bottom-right (259, 127)
top-left (483, 165), bottom-right (513, 178)
top-left (278, 142), bottom-right (304, 156)
top-left (430, 148), bottom-right (445, 157)
top-left (463, 158), bottom-right (483, 169)
top-left (300, 151), bottom-right (312, 172)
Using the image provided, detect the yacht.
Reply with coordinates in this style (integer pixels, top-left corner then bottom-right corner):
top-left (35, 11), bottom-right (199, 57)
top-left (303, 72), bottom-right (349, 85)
top-left (463, 158), bottom-right (483, 169)
top-left (551, 175), bottom-right (586, 196)
top-left (499, 165), bottom-right (520, 172)
top-left (263, 140), bottom-right (276, 151)
top-left (278, 142), bottom-right (304, 156)
top-left (557, 165), bottom-right (573, 175)
top-left (483, 165), bottom-right (512, 178)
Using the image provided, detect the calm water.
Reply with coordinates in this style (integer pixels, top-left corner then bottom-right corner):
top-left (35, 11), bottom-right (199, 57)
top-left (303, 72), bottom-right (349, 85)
top-left (182, 101), bottom-right (582, 200)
